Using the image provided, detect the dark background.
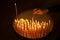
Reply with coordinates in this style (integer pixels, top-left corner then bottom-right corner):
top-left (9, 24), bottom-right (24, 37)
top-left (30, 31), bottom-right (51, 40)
top-left (0, 0), bottom-right (60, 40)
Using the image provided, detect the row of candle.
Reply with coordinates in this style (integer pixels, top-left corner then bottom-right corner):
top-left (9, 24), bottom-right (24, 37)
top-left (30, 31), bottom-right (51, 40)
top-left (15, 18), bottom-right (50, 31)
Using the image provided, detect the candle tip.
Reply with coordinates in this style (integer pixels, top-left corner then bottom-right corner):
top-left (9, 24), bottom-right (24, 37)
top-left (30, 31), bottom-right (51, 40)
top-left (14, 3), bottom-right (16, 6)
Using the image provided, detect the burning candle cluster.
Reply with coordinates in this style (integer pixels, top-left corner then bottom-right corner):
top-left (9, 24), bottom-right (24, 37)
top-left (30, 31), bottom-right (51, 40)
top-left (14, 18), bottom-right (51, 38)
top-left (13, 3), bottom-right (53, 39)
top-left (15, 18), bottom-right (50, 30)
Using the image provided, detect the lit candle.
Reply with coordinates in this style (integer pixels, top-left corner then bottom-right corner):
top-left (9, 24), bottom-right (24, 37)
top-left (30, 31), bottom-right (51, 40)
top-left (15, 19), bottom-right (18, 23)
top-left (32, 26), bottom-right (34, 30)
top-left (40, 23), bottom-right (42, 29)
top-left (39, 24), bottom-right (41, 28)
top-left (43, 25), bottom-right (45, 29)
top-left (35, 20), bottom-right (37, 24)
top-left (21, 23), bottom-right (24, 27)
top-left (31, 20), bottom-right (34, 30)
top-left (35, 20), bottom-right (37, 30)
top-left (46, 22), bottom-right (48, 27)
top-left (28, 22), bottom-right (30, 30)
top-left (43, 22), bottom-right (46, 29)
top-left (18, 21), bottom-right (20, 24)
top-left (41, 21), bottom-right (44, 25)
top-left (34, 24), bottom-right (37, 31)
top-left (37, 21), bottom-right (39, 25)
top-left (25, 19), bottom-right (28, 23)
top-left (25, 19), bottom-right (28, 25)
top-left (30, 20), bottom-right (31, 26)
top-left (28, 21), bottom-right (29, 26)
top-left (49, 20), bottom-right (50, 26)
top-left (17, 23), bottom-right (19, 27)
top-left (21, 26), bottom-right (24, 30)
top-left (37, 22), bottom-right (41, 29)
top-left (24, 20), bottom-right (27, 31)
top-left (37, 21), bottom-right (40, 29)
top-left (29, 22), bottom-right (31, 30)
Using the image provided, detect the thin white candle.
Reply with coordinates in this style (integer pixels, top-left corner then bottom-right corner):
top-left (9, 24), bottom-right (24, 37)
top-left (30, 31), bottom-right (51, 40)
top-left (49, 20), bottom-right (50, 25)
top-left (43, 22), bottom-right (46, 29)
top-left (46, 22), bottom-right (48, 27)
top-left (14, 3), bottom-right (18, 19)
top-left (17, 23), bottom-right (19, 27)
top-left (15, 19), bottom-right (18, 22)
top-left (34, 24), bottom-right (36, 30)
